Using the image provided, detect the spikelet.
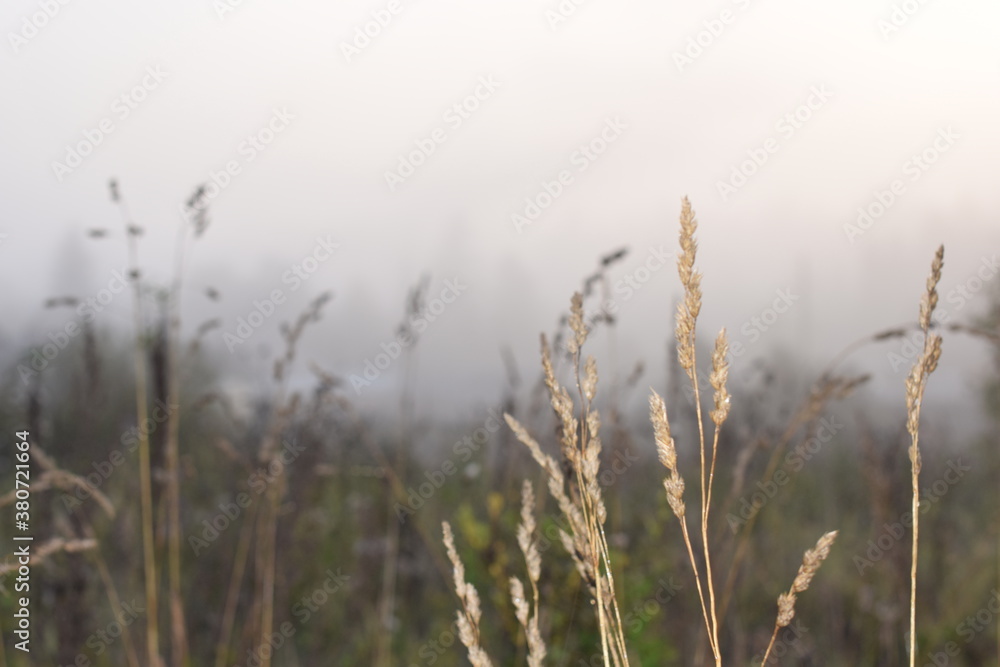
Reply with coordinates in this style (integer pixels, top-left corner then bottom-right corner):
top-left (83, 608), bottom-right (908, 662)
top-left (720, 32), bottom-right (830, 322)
top-left (709, 329), bottom-right (731, 427)
top-left (650, 390), bottom-right (686, 519)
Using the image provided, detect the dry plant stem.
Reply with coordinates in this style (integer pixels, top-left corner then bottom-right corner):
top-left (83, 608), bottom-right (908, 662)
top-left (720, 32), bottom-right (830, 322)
top-left (690, 365), bottom-right (718, 658)
top-left (121, 203), bottom-right (160, 667)
top-left (597, 523), bottom-right (629, 665)
top-left (762, 624), bottom-right (782, 666)
top-left (908, 442), bottom-right (920, 667)
top-left (675, 198), bottom-right (721, 664)
top-left (679, 518), bottom-right (715, 654)
top-left (514, 304), bottom-right (627, 666)
top-left (906, 245), bottom-right (944, 667)
top-left (575, 331), bottom-right (629, 665)
top-left (574, 358), bottom-right (613, 667)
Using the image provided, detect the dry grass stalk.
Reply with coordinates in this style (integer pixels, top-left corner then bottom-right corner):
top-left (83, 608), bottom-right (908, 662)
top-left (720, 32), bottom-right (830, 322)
top-left (510, 480), bottom-right (546, 667)
top-left (505, 294), bottom-right (629, 667)
top-left (654, 199), bottom-right (854, 663)
top-left (649, 390), bottom-right (715, 656)
top-left (659, 198), bottom-right (722, 664)
top-left (442, 522), bottom-right (494, 667)
top-left (761, 531), bottom-right (838, 664)
top-left (905, 245), bottom-right (944, 666)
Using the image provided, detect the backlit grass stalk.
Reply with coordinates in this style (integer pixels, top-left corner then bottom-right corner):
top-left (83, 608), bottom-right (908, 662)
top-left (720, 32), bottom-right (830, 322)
top-left (554, 295), bottom-right (629, 665)
top-left (905, 246), bottom-right (944, 666)
top-left (505, 294), bottom-right (629, 666)
top-left (669, 198), bottom-right (722, 664)
top-left (649, 390), bottom-right (715, 659)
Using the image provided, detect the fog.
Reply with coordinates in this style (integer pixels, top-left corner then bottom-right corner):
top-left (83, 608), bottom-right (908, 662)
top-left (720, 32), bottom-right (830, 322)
top-left (3, 0), bottom-right (999, 433)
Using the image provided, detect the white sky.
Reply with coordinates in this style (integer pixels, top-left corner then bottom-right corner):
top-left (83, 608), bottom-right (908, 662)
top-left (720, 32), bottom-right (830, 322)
top-left (2, 0), bottom-right (999, 431)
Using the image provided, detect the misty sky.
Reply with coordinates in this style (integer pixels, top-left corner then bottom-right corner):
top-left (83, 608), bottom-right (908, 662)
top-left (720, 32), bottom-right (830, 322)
top-left (2, 0), bottom-right (999, 431)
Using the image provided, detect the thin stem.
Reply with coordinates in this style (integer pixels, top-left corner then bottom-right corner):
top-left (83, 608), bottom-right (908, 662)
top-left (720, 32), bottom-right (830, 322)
top-left (689, 358), bottom-right (721, 664)
top-left (909, 430), bottom-right (920, 667)
top-left (678, 518), bottom-right (716, 660)
top-left (761, 624), bottom-right (781, 665)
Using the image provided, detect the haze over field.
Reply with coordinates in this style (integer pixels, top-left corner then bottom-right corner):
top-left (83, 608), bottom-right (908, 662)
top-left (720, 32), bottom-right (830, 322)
top-left (3, 0), bottom-right (999, 428)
